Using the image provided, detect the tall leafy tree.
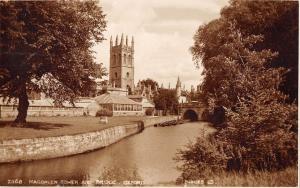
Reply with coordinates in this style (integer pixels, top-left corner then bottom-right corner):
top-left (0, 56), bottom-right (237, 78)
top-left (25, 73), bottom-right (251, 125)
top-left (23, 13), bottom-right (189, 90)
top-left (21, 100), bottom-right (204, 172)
top-left (222, 1), bottom-right (298, 102)
top-left (192, 0), bottom-right (298, 103)
top-left (176, 22), bottom-right (297, 180)
top-left (176, 0), bottom-right (298, 181)
top-left (0, 1), bottom-right (106, 124)
top-left (153, 88), bottom-right (179, 115)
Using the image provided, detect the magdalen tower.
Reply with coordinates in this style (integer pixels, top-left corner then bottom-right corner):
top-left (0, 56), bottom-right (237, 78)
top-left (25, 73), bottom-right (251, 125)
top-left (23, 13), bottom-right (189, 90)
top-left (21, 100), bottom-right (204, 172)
top-left (109, 34), bottom-right (135, 93)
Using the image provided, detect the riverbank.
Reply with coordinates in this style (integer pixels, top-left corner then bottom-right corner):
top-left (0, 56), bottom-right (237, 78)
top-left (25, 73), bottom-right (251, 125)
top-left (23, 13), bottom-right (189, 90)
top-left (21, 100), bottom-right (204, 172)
top-left (0, 116), bottom-right (178, 163)
top-left (0, 121), bottom-right (213, 186)
top-left (0, 116), bottom-right (146, 141)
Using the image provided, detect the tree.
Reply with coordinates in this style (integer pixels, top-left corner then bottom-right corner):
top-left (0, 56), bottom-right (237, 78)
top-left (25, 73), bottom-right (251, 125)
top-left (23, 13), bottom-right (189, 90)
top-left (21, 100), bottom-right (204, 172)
top-left (222, 1), bottom-right (298, 102)
top-left (153, 88), bottom-right (178, 115)
top-left (192, 0), bottom-right (298, 103)
top-left (140, 78), bottom-right (159, 90)
top-left (176, 1), bottom-right (297, 180)
top-left (0, 1), bottom-right (106, 124)
top-left (94, 63), bottom-right (108, 79)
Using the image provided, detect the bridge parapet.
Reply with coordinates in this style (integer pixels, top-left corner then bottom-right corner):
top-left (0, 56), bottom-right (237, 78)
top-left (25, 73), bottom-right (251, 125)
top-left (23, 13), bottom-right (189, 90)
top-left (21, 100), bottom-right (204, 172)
top-left (180, 102), bottom-right (205, 108)
top-left (179, 102), bottom-right (206, 121)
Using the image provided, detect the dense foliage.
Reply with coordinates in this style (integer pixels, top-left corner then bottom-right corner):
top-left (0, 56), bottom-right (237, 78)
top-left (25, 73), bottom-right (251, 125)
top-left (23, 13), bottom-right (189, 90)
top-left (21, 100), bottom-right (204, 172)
top-left (139, 78), bottom-right (178, 115)
top-left (140, 78), bottom-right (159, 90)
top-left (96, 109), bottom-right (113, 117)
top-left (145, 108), bottom-right (154, 116)
top-left (0, 1), bottom-right (106, 124)
top-left (176, 0), bottom-right (298, 182)
top-left (175, 136), bottom-right (226, 183)
top-left (193, 0), bottom-right (298, 103)
top-left (224, 1), bottom-right (298, 102)
top-left (153, 88), bottom-right (179, 115)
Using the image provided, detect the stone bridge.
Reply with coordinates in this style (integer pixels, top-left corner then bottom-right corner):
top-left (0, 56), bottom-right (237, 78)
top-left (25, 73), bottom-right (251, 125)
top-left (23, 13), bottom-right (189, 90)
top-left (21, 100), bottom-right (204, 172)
top-left (179, 102), bottom-right (206, 121)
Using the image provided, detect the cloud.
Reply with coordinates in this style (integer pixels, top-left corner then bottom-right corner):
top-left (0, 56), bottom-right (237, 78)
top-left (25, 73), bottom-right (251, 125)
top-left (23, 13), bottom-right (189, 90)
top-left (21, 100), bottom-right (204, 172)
top-left (94, 0), bottom-right (229, 90)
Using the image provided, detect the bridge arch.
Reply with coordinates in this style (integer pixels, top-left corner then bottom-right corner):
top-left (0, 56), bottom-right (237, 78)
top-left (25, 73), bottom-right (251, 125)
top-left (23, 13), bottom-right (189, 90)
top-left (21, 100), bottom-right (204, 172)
top-left (183, 109), bottom-right (198, 121)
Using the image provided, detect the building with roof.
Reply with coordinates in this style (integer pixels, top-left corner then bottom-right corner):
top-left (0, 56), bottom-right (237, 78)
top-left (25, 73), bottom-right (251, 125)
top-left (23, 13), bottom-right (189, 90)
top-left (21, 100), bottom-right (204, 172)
top-left (128, 95), bottom-right (155, 113)
top-left (0, 97), bottom-right (84, 118)
top-left (94, 93), bottom-right (143, 116)
top-left (92, 34), bottom-right (155, 116)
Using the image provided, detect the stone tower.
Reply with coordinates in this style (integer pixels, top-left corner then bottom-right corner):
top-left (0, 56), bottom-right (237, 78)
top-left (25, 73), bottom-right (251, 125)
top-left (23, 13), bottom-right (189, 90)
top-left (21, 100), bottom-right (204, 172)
top-left (176, 76), bottom-right (181, 98)
top-left (109, 34), bottom-right (135, 92)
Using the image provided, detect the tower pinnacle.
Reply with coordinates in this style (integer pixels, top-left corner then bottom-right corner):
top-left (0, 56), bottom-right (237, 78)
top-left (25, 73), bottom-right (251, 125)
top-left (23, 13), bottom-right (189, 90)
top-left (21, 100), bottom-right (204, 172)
top-left (191, 85), bottom-right (195, 93)
top-left (176, 76), bottom-right (182, 98)
top-left (176, 76), bottom-right (181, 87)
top-left (120, 33), bottom-right (124, 46)
top-left (115, 35), bottom-right (119, 46)
top-left (110, 36), bottom-right (113, 48)
top-left (131, 36), bottom-right (134, 51)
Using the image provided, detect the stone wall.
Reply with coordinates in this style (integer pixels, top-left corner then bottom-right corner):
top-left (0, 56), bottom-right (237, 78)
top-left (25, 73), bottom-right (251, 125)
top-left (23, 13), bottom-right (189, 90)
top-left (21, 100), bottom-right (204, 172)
top-left (0, 105), bottom-right (84, 118)
top-left (0, 123), bottom-right (143, 163)
top-left (142, 116), bottom-right (178, 128)
top-left (0, 116), bottom-right (176, 163)
top-left (113, 110), bottom-right (144, 116)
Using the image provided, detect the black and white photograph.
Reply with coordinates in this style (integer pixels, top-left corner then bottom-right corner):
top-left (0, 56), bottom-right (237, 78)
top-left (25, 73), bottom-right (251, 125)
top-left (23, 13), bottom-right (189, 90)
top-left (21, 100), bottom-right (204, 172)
top-left (0, 0), bottom-right (298, 187)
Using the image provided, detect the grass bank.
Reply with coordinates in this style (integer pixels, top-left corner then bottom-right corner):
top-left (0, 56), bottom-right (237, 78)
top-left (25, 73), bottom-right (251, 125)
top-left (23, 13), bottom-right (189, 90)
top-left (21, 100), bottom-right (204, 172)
top-left (0, 116), bottom-right (147, 141)
top-left (210, 167), bottom-right (298, 187)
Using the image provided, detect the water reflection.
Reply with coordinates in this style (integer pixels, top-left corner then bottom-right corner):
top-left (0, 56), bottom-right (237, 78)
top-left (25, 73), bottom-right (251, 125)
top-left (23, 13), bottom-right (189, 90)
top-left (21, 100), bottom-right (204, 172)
top-left (0, 121), bottom-right (214, 186)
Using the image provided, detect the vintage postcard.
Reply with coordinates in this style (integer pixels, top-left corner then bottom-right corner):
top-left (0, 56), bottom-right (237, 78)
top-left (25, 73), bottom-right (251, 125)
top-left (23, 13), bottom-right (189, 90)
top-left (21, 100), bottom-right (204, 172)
top-left (0, 0), bottom-right (298, 187)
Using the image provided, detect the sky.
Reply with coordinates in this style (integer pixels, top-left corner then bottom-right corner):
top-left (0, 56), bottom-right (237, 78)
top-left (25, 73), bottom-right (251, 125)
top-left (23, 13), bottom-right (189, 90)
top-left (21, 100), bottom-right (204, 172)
top-left (93, 0), bottom-right (229, 90)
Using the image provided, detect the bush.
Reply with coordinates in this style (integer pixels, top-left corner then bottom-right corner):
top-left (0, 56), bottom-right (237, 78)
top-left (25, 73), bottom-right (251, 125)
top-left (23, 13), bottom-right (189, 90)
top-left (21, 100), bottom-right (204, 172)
top-left (145, 108), bottom-right (154, 116)
top-left (211, 106), bottom-right (226, 126)
top-left (175, 135), bottom-right (228, 182)
top-left (95, 108), bottom-right (113, 117)
top-left (175, 99), bottom-right (298, 182)
top-left (218, 98), bottom-right (298, 172)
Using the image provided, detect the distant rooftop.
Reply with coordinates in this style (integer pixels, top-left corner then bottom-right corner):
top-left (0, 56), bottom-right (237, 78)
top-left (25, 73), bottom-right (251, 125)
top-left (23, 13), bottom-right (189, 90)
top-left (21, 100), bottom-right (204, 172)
top-left (128, 95), bottom-right (143, 99)
top-left (94, 93), bottom-right (141, 105)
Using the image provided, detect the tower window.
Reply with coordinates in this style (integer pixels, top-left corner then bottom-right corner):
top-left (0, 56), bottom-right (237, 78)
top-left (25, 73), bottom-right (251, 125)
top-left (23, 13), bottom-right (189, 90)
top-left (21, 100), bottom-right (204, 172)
top-left (115, 72), bottom-right (117, 78)
top-left (124, 54), bottom-right (126, 64)
top-left (126, 72), bottom-right (129, 78)
top-left (128, 55), bottom-right (131, 64)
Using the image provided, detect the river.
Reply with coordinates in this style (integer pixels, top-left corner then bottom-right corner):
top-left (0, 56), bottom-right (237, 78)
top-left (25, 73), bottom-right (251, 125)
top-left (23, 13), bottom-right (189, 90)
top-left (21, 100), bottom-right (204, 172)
top-left (0, 121), bottom-right (214, 186)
